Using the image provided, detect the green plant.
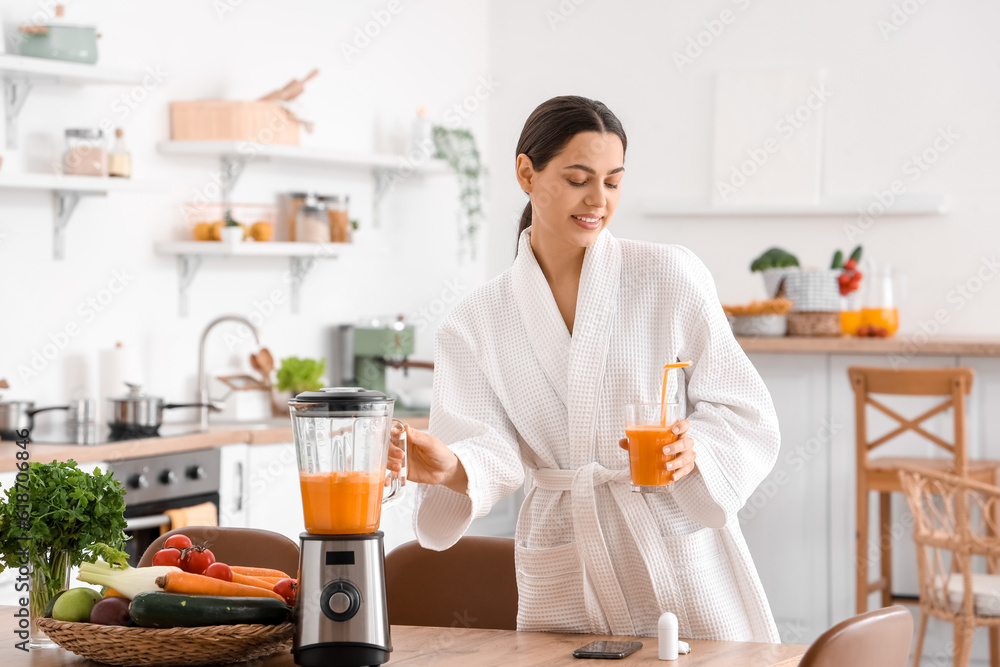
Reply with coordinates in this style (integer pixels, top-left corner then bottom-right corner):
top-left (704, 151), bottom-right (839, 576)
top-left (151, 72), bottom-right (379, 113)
top-left (276, 356), bottom-right (326, 394)
top-left (433, 126), bottom-right (486, 260)
top-left (224, 210), bottom-right (240, 227)
top-left (0, 460), bottom-right (129, 625)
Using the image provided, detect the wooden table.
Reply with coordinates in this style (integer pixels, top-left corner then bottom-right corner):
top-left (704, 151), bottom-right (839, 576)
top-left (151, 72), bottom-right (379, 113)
top-left (1, 612), bottom-right (806, 666)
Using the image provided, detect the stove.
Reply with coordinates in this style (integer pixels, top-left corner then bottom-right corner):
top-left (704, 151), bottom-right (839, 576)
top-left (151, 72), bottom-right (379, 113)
top-left (108, 447), bottom-right (222, 566)
top-left (27, 421), bottom-right (204, 446)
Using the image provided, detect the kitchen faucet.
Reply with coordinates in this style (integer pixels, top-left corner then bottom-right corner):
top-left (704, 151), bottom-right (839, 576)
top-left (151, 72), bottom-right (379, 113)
top-left (198, 314), bottom-right (263, 429)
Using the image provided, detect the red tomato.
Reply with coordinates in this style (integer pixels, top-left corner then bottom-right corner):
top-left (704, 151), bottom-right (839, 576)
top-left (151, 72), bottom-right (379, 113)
top-left (152, 548), bottom-right (183, 568)
top-left (274, 578), bottom-right (297, 605)
top-left (204, 562), bottom-right (233, 582)
top-left (164, 535), bottom-right (193, 550)
top-left (181, 547), bottom-right (216, 575)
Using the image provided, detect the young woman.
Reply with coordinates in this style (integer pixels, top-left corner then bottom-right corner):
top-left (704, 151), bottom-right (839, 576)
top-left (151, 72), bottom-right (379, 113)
top-left (391, 96), bottom-right (781, 641)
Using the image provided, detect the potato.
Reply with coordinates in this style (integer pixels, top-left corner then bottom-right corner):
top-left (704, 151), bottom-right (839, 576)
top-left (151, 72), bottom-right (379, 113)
top-left (89, 596), bottom-right (132, 626)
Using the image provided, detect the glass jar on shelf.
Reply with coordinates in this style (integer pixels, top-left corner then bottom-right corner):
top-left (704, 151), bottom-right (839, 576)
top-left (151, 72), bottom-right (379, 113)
top-left (296, 203), bottom-right (330, 244)
top-left (63, 128), bottom-right (106, 176)
top-left (317, 194), bottom-right (351, 243)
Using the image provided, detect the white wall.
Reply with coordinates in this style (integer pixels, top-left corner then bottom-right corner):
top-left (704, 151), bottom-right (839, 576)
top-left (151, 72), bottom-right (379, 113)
top-left (485, 0), bottom-right (1000, 335)
top-left (0, 0), bottom-right (491, 412)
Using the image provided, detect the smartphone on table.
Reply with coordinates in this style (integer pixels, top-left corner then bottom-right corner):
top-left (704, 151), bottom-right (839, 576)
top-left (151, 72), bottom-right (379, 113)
top-left (573, 640), bottom-right (643, 659)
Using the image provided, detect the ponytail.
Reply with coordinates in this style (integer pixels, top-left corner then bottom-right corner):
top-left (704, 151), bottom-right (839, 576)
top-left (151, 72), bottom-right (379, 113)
top-left (516, 203), bottom-right (532, 252)
top-left (513, 95), bottom-right (627, 257)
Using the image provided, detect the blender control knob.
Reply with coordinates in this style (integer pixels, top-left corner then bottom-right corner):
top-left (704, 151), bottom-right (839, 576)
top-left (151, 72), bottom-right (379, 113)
top-left (328, 592), bottom-right (351, 614)
top-left (159, 470), bottom-right (177, 485)
top-left (320, 581), bottom-right (361, 622)
top-left (128, 474), bottom-right (149, 489)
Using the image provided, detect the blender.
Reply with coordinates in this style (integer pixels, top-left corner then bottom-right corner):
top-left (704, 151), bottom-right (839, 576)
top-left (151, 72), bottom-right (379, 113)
top-left (289, 387), bottom-right (407, 667)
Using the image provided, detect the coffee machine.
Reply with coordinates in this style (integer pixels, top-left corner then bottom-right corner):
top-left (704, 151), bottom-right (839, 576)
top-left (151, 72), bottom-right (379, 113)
top-left (289, 388), bottom-right (407, 667)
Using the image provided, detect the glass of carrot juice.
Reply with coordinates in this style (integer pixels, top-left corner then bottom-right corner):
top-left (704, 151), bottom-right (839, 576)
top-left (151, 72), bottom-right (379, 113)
top-left (624, 403), bottom-right (681, 493)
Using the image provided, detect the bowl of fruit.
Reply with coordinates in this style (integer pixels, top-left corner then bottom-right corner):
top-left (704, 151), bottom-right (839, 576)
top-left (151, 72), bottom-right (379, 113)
top-left (37, 531), bottom-right (297, 667)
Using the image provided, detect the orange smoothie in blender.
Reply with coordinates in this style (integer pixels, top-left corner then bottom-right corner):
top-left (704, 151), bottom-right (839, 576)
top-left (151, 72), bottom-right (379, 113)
top-left (299, 470), bottom-right (385, 534)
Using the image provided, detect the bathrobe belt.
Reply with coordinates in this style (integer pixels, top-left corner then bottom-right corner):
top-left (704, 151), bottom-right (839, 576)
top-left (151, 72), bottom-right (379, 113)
top-left (531, 464), bottom-right (638, 636)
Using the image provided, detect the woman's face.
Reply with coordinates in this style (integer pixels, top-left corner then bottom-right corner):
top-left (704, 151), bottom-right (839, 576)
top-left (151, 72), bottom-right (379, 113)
top-left (517, 131), bottom-right (625, 248)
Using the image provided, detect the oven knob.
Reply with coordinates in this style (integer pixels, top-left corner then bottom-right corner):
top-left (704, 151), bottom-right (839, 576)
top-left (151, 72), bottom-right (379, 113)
top-left (159, 470), bottom-right (177, 485)
top-left (186, 465), bottom-right (206, 481)
top-left (128, 474), bottom-right (149, 489)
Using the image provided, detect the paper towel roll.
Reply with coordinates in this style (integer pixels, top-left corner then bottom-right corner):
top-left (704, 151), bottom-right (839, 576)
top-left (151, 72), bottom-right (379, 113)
top-left (99, 342), bottom-right (143, 422)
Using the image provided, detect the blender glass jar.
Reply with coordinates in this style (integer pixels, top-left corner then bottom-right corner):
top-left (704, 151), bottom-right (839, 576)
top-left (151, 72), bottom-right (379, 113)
top-left (289, 388), bottom-right (407, 534)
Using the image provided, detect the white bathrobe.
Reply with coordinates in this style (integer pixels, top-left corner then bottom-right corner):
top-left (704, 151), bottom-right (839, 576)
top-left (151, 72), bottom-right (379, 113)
top-left (414, 227), bottom-right (781, 641)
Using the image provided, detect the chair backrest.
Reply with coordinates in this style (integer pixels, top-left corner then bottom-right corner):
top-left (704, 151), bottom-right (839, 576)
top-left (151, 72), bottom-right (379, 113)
top-left (848, 366), bottom-right (974, 474)
top-left (138, 526), bottom-right (300, 577)
top-left (384, 537), bottom-right (517, 630)
top-left (798, 605), bottom-right (913, 667)
top-left (898, 464), bottom-right (1000, 620)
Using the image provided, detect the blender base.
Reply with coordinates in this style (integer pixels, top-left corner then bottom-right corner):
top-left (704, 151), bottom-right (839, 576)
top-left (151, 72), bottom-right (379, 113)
top-left (293, 642), bottom-right (390, 667)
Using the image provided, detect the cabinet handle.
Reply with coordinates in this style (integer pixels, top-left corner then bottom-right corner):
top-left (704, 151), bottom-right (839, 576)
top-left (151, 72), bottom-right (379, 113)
top-left (236, 461), bottom-right (244, 512)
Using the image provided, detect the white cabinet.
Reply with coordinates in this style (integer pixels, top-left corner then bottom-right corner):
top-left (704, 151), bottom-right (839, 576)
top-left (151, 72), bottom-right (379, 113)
top-left (741, 353), bottom-right (830, 645)
top-left (245, 442), bottom-right (305, 545)
top-left (218, 444), bottom-right (249, 528)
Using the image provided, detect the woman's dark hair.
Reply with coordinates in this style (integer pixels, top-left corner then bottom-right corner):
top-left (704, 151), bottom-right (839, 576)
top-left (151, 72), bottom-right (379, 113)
top-left (514, 95), bottom-right (627, 252)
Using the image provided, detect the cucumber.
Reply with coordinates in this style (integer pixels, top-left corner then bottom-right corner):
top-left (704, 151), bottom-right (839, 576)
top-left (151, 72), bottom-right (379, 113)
top-left (129, 592), bottom-right (290, 628)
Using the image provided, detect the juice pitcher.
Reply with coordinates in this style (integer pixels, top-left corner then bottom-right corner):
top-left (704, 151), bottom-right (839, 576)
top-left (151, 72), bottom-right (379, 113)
top-left (861, 262), bottom-right (906, 336)
top-left (289, 387), bottom-right (407, 535)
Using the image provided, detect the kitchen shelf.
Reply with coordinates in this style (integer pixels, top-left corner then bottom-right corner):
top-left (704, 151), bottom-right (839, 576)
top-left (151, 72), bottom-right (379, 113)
top-left (643, 194), bottom-right (947, 218)
top-left (155, 241), bottom-right (355, 316)
top-left (0, 173), bottom-right (160, 259)
top-left (156, 140), bottom-right (451, 223)
top-left (0, 54), bottom-right (147, 149)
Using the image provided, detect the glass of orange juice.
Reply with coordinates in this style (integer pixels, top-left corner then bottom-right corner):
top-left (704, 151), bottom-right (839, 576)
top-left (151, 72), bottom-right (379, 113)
top-left (624, 403), bottom-right (681, 493)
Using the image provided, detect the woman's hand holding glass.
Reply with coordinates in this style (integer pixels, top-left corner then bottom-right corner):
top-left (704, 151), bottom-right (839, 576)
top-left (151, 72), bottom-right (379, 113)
top-left (618, 419), bottom-right (697, 485)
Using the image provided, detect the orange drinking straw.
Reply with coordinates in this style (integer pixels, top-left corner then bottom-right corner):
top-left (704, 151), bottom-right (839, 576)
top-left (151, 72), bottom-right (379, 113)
top-left (660, 362), bottom-right (692, 426)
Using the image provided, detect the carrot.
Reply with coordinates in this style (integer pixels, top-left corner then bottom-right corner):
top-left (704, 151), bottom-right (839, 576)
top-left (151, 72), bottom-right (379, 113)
top-left (254, 576), bottom-right (285, 585)
top-left (231, 572), bottom-right (278, 591)
top-left (156, 572), bottom-right (285, 602)
top-left (231, 566), bottom-right (290, 579)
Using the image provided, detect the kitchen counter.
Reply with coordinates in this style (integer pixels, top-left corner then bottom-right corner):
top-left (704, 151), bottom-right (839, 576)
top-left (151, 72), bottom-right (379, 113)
top-left (0, 613), bottom-right (808, 666)
top-left (0, 416), bottom-right (430, 473)
top-left (736, 335), bottom-right (1000, 356)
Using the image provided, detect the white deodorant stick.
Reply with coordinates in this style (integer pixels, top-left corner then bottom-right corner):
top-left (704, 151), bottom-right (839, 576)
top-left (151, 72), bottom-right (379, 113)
top-left (658, 611), bottom-right (678, 660)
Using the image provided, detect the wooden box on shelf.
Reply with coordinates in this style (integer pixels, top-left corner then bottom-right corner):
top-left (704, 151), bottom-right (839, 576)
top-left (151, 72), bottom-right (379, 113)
top-left (170, 101), bottom-right (300, 145)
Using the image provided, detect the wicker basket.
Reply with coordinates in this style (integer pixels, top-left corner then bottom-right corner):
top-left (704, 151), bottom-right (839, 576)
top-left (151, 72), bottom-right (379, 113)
top-left (36, 618), bottom-right (294, 666)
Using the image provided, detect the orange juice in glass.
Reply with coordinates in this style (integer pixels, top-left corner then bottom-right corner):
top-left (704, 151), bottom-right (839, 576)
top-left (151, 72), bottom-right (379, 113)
top-left (861, 308), bottom-right (899, 335)
top-left (625, 403), bottom-right (680, 493)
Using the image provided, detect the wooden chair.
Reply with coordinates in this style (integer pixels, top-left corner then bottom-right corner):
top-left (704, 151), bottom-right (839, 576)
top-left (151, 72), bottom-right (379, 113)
top-left (138, 526), bottom-right (300, 576)
top-left (384, 537), bottom-right (517, 630)
top-left (898, 465), bottom-right (1000, 667)
top-left (798, 605), bottom-right (913, 667)
top-left (850, 366), bottom-right (1000, 615)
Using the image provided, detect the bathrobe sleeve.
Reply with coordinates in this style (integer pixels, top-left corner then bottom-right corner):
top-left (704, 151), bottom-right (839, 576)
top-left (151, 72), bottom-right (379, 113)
top-left (413, 326), bottom-right (525, 550)
top-left (669, 247), bottom-right (781, 529)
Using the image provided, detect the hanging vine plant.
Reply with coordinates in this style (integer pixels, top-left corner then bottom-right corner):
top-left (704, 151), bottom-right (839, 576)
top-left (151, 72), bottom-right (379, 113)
top-left (432, 126), bottom-right (486, 261)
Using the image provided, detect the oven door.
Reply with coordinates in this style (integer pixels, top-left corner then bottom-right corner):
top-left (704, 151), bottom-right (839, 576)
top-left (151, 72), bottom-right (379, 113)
top-left (123, 492), bottom-right (221, 566)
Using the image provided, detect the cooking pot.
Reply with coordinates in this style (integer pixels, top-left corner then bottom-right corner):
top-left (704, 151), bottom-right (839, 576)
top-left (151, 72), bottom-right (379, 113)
top-left (0, 401), bottom-right (69, 440)
top-left (107, 383), bottom-right (221, 428)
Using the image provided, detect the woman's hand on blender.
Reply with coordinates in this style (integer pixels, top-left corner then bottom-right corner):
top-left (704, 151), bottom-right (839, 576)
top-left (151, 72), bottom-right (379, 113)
top-left (390, 424), bottom-right (468, 494)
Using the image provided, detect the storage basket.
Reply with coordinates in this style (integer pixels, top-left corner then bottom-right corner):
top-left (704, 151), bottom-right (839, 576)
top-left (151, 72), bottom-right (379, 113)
top-left (783, 269), bottom-right (841, 312)
top-left (36, 618), bottom-right (293, 667)
top-left (787, 311), bottom-right (842, 337)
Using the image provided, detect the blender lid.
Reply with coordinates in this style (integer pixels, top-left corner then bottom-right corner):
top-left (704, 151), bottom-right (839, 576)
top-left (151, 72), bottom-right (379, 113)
top-left (290, 387), bottom-right (392, 403)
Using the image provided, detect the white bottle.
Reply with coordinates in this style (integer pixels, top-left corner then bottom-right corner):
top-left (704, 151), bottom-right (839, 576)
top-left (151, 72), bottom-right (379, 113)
top-left (658, 612), bottom-right (678, 660)
top-left (411, 106), bottom-right (433, 158)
